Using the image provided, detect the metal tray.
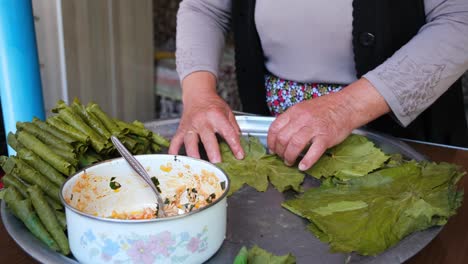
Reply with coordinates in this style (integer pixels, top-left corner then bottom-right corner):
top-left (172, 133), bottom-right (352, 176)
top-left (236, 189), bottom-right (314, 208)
top-left (1, 116), bottom-right (441, 264)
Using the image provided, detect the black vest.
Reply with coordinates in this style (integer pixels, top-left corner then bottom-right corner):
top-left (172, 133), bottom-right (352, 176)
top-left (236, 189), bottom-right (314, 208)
top-left (231, 0), bottom-right (468, 147)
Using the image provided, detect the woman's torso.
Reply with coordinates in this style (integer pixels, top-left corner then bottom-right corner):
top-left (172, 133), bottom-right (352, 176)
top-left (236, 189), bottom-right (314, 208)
top-left (255, 0), bottom-right (356, 84)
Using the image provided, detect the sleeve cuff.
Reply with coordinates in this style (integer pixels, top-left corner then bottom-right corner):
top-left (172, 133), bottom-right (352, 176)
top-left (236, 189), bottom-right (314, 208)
top-left (363, 72), bottom-right (415, 127)
top-left (176, 65), bottom-right (219, 83)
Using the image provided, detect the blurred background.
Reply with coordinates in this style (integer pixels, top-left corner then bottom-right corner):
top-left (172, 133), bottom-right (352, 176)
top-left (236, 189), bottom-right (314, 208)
top-left (30, 0), bottom-right (241, 121)
top-left (0, 0), bottom-right (467, 155)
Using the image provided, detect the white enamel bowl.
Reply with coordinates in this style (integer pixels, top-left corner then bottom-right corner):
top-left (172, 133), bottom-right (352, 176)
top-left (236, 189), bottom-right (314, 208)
top-left (60, 154), bottom-right (229, 264)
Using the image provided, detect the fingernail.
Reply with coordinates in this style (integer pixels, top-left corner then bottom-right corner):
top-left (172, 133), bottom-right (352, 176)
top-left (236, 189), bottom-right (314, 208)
top-left (211, 157), bottom-right (221, 164)
top-left (269, 149), bottom-right (275, 154)
top-left (298, 163), bottom-right (307, 171)
top-left (236, 151), bottom-right (244, 160)
top-left (284, 160), bottom-right (292, 166)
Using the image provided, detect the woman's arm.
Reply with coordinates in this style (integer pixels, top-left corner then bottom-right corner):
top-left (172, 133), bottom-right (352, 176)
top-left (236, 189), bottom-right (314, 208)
top-left (269, 0), bottom-right (468, 170)
top-left (363, 0), bottom-right (468, 126)
top-left (176, 0), bottom-right (231, 81)
top-left (171, 0), bottom-right (244, 162)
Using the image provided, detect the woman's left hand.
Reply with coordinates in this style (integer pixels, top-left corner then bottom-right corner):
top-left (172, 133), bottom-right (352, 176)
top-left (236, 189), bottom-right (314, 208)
top-left (267, 78), bottom-right (391, 171)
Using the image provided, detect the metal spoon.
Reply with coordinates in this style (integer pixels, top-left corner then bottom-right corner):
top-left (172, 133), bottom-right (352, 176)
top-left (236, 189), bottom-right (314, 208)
top-left (110, 136), bottom-right (166, 217)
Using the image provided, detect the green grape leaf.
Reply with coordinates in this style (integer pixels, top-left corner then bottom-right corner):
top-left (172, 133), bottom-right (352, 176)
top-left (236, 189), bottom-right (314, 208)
top-left (234, 245), bottom-right (296, 264)
top-left (306, 134), bottom-right (390, 180)
top-left (283, 161), bottom-right (464, 256)
top-left (218, 136), bottom-right (304, 195)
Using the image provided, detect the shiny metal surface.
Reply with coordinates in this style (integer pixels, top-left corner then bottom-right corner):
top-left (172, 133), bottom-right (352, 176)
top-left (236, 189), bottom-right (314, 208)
top-left (2, 116), bottom-right (441, 264)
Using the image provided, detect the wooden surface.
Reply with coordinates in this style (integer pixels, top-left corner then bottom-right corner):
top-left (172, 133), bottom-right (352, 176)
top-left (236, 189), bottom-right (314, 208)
top-left (1, 142), bottom-right (467, 264)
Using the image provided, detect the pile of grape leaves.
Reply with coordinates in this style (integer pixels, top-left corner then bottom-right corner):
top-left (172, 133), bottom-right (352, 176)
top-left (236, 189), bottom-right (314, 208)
top-left (218, 134), bottom-right (465, 256)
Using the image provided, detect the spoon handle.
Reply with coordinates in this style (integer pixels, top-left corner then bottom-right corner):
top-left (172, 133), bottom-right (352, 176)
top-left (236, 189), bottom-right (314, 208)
top-left (111, 136), bottom-right (166, 217)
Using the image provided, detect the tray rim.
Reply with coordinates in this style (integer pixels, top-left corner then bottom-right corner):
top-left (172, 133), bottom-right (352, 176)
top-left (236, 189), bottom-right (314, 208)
top-left (1, 116), bottom-right (441, 264)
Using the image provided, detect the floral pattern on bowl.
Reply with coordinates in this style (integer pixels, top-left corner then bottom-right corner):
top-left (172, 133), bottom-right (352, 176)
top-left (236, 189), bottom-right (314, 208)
top-left (79, 226), bottom-right (209, 263)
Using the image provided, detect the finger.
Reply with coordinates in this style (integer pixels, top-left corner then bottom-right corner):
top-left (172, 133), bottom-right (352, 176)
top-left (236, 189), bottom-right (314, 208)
top-left (228, 112), bottom-right (241, 136)
top-left (199, 130), bottom-right (222, 163)
top-left (298, 137), bottom-right (328, 171)
top-left (216, 117), bottom-right (244, 160)
top-left (168, 132), bottom-right (184, 155)
top-left (282, 127), bottom-right (314, 166)
top-left (267, 114), bottom-right (290, 154)
top-left (273, 120), bottom-right (302, 160)
top-left (183, 131), bottom-right (201, 159)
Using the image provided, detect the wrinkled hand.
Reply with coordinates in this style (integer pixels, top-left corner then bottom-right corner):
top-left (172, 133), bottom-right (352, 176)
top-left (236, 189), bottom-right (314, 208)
top-left (268, 78), bottom-right (390, 171)
top-left (168, 79), bottom-right (244, 163)
top-left (268, 95), bottom-right (353, 171)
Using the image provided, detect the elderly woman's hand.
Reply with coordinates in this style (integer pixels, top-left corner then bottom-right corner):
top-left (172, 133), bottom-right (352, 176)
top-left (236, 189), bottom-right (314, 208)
top-left (169, 72), bottom-right (244, 163)
top-left (267, 78), bottom-right (390, 171)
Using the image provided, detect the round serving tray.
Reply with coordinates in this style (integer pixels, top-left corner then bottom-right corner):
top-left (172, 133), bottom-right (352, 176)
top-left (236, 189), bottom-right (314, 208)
top-left (1, 116), bottom-right (441, 264)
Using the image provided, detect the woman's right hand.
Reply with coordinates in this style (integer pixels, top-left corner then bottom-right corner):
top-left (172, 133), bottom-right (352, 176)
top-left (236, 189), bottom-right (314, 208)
top-left (168, 71), bottom-right (245, 163)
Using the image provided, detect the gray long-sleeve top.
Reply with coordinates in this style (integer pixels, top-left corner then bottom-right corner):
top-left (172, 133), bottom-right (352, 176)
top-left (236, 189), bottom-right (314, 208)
top-left (176, 0), bottom-right (468, 126)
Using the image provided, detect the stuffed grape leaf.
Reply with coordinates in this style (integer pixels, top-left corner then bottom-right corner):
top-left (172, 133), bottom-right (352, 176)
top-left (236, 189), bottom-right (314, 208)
top-left (306, 134), bottom-right (390, 180)
top-left (283, 161), bottom-right (464, 255)
top-left (217, 136), bottom-right (304, 195)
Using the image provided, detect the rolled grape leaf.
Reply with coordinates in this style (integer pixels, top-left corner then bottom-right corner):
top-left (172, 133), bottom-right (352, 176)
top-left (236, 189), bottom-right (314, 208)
top-left (86, 111), bottom-right (112, 139)
top-left (8, 136), bottom-right (71, 182)
top-left (17, 130), bottom-right (75, 175)
top-left (49, 146), bottom-right (78, 166)
top-left (28, 185), bottom-right (70, 255)
top-left (0, 155), bottom-right (16, 175)
top-left (151, 143), bottom-right (161, 153)
top-left (7, 132), bottom-right (23, 150)
top-left (306, 134), bottom-right (390, 180)
top-left (78, 149), bottom-right (102, 168)
top-left (151, 132), bottom-right (170, 148)
top-left (46, 116), bottom-right (89, 144)
top-left (3, 188), bottom-right (60, 252)
top-left (131, 120), bottom-right (170, 148)
top-left (127, 135), bottom-right (151, 154)
top-left (32, 117), bottom-right (75, 142)
top-left (2, 174), bottom-right (29, 198)
top-left (4, 185), bottom-right (62, 214)
top-left (71, 99), bottom-right (111, 139)
top-left (51, 99), bottom-right (69, 113)
top-left (16, 122), bottom-right (74, 153)
top-left (4, 156), bottom-right (61, 202)
top-left (86, 102), bottom-right (126, 136)
top-left (55, 107), bottom-right (109, 153)
top-left (54, 210), bottom-right (67, 231)
top-left (46, 196), bottom-right (64, 211)
top-left (120, 136), bottom-right (138, 152)
top-left (282, 161), bottom-right (464, 256)
top-left (3, 186), bottom-right (24, 206)
top-left (33, 117), bottom-right (88, 154)
top-left (217, 136), bottom-right (304, 195)
top-left (132, 120), bottom-right (145, 128)
top-left (114, 119), bottom-right (151, 137)
top-left (17, 148), bottom-right (66, 186)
